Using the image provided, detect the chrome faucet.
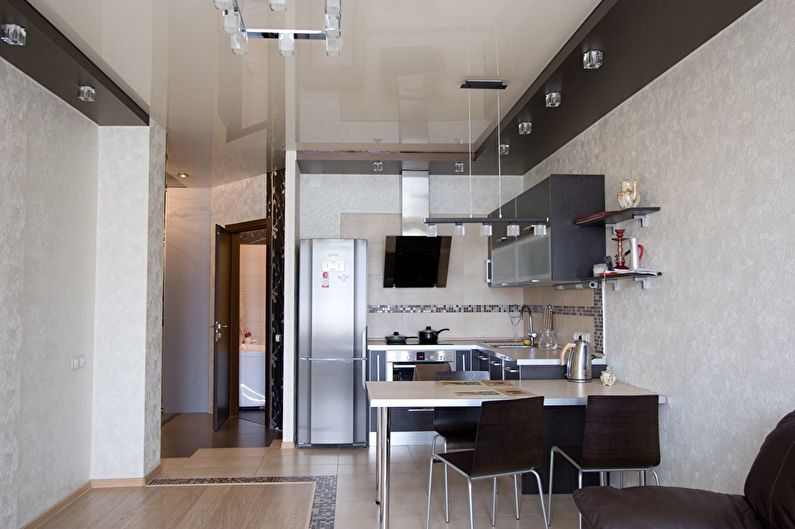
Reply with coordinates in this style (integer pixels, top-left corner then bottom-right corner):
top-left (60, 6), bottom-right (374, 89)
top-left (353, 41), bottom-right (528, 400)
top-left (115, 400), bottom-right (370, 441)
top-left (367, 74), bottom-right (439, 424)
top-left (520, 305), bottom-right (538, 346)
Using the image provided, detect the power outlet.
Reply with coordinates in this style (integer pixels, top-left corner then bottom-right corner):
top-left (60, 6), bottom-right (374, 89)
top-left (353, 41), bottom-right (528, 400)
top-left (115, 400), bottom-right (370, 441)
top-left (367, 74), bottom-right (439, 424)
top-left (573, 332), bottom-right (591, 343)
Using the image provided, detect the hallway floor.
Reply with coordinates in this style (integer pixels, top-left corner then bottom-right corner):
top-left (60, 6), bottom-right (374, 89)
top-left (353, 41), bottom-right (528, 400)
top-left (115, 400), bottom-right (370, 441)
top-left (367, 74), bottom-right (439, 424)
top-left (160, 413), bottom-right (271, 458)
top-left (151, 442), bottom-right (582, 528)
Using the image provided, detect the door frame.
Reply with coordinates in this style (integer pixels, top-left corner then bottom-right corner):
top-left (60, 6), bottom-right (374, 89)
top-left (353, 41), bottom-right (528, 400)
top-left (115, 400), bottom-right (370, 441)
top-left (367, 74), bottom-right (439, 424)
top-left (225, 218), bottom-right (272, 435)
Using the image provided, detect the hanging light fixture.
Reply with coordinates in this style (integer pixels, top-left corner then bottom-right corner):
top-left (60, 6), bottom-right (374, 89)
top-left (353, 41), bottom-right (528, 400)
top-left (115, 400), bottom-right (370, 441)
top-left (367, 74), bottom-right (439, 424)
top-left (222, 8), bottom-right (242, 34)
top-left (278, 32), bottom-right (295, 56)
top-left (583, 49), bottom-right (604, 70)
top-left (1, 23), bottom-right (26, 46)
top-left (231, 30), bottom-right (248, 55)
top-left (269, 0), bottom-right (287, 12)
top-left (424, 26), bottom-right (548, 233)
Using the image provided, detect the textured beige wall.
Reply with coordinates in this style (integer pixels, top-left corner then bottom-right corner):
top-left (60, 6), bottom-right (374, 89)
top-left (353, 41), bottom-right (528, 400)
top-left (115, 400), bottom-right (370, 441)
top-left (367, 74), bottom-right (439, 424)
top-left (0, 58), bottom-right (99, 528)
top-left (523, 0), bottom-right (795, 493)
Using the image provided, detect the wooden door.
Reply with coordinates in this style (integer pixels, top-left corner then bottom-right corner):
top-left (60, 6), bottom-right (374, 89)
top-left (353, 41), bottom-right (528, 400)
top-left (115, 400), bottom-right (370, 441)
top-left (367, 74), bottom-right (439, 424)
top-left (213, 225), bottom-right (233, 431)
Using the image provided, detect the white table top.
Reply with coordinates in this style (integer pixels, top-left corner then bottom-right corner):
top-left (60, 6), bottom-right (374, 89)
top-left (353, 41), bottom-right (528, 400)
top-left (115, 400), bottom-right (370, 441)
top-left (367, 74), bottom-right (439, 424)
top-left (366, 379), bottom-right (667, 407)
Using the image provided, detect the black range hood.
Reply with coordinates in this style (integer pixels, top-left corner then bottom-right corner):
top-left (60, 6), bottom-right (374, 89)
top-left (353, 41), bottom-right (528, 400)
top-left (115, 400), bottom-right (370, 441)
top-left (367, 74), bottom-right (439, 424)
top-left (383, 236), bottom-right (451, 288)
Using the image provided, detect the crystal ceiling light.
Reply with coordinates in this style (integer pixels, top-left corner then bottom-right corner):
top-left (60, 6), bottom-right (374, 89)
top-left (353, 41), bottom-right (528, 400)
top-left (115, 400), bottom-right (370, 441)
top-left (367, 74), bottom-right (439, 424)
top-left (583, 49), bottom-right (604, 70)
top-left (499, 144), bottom-right (510, 156)
top-left (231, 30), bottom-right (248, 55)
top-left (78, 85), bottom-right (96, 102)
top-left (222, 8), bottom-right (242, 34)
top-left (269, 0), bottom-right (287, 11)
top-left (518, 122), bottom-right (532, 135)
top-left (480, 224), bottom-right (493, 237)
top-left (278, 32), bottom-right (294, 56)
top-left (372, 161), bottom-right (383, 173)
top-left (507, 224), bottom-right (520, 237)
top-left (326, 36), bottom-right (341, 56)
top-left (545, 91), bottom-right (562, 108)
top-left (1, 23), bottom-right (26, 46)
top-left (455, 162), bottom-right (465, 174)
top-left (324, 13), bottom-right (341, 39)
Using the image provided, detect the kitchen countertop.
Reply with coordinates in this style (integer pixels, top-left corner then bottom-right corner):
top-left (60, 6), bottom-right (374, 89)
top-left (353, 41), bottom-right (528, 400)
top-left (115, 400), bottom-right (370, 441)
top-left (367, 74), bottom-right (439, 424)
top-left (366, 338), bottom-right (607, 366)
top-left (366, 379), bottom-right (666, 407)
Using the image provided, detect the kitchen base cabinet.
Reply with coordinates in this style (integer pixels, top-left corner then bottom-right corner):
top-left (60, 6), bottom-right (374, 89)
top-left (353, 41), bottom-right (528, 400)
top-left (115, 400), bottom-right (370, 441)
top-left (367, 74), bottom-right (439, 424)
top-left (520, 364), bottom-right (605, 380)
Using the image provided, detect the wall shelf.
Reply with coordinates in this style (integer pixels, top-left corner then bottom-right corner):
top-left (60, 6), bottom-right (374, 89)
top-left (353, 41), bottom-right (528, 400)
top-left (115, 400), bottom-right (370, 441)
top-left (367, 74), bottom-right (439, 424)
top-left (594, 271), bottom-right (662, 290)
top-left (575, 207), bottom-right (661, 229)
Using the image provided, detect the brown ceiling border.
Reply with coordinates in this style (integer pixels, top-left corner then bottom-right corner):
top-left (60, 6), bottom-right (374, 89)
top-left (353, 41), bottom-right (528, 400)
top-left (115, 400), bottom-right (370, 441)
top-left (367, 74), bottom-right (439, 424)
top-left (0, 0), bottom-right (149, 126)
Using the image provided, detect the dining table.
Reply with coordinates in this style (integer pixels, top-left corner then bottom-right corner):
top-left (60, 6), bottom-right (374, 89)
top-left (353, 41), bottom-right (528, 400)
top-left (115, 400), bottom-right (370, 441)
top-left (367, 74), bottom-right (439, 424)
top-left (366, 378), bottom-right (667, 529)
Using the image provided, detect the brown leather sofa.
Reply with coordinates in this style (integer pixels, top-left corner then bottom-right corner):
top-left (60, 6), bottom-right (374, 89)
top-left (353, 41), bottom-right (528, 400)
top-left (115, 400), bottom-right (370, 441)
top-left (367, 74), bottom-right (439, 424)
top-left (573, 410), bottom-right (795, 529)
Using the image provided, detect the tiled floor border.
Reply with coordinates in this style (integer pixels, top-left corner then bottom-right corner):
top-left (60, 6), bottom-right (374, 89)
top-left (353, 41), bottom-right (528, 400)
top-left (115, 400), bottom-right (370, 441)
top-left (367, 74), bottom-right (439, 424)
top-left (148, 475), bottom-right (337, 529)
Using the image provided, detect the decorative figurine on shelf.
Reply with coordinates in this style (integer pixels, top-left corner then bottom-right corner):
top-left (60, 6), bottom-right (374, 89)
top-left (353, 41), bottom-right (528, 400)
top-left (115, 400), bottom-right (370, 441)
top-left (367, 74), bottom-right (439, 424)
top-left (613, 229), bottom-right (628, 269)
top-left (617, 178), bottom-right (640, 209)
top-left (600, 366), bottom-right (617, 386)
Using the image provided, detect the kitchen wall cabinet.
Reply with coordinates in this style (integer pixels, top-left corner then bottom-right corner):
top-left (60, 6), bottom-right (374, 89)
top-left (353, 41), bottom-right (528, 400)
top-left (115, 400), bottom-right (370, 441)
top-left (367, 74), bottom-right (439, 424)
top-left (488, 174), bottom-right (606, 287)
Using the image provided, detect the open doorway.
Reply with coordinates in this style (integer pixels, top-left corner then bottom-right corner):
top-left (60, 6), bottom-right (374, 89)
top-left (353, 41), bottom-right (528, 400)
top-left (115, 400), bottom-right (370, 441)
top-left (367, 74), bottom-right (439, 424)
top-left (213, 219), bottom-right (273, 442)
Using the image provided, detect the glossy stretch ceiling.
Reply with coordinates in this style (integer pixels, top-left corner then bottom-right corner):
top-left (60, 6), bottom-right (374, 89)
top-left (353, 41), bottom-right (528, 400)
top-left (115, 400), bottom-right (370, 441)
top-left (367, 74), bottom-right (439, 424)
top-left (23, 0), bottom-right (601, 185)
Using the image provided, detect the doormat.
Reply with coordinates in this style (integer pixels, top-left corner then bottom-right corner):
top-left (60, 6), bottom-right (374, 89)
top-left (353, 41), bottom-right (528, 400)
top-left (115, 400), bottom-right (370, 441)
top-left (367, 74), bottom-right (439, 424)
top-left (148, 475), bottom-right (336, 529)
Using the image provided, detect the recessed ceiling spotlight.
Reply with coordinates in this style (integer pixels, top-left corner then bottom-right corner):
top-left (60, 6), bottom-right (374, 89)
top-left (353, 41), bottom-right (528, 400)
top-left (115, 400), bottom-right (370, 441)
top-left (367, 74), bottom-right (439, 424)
top-left (518, 122), bottom-right (533, 136)
top-left (583, 49), bottom-right (604, 70)
top-left (1, 23), bottom-right (26, 46)
top-left (545, 91), bottom-right (562, 108)
top-left (269, 0), bottom-right (287, 11)
top-left (454, 162), bottom-right (465, 173)
top-left (373, 161), bottom-right (384, 173)
top-left (178, 172), bottom-right (189, 179)
top-left (78, 85), bottom-right (96, 103)
top-left (278, 32), bottom-right (294, 56)
top-left (499, 144), bottom-right (510, 156)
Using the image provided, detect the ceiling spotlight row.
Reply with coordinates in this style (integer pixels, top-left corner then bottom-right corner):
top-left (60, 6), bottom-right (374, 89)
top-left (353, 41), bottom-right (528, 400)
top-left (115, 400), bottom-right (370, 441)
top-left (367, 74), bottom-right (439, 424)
top-left (3, 24), bottom-right (98, 103)
top-left (211, 0), bottom-right (342, 57)
top-left (510, 48), bottom-right (603, 142)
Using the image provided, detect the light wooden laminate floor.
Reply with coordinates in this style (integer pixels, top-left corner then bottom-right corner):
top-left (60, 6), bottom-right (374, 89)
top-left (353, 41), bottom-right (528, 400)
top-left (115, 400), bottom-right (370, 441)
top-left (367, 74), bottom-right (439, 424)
top-left (35, 481), bottom-right (314, 529)
top-left (40, 442), bottom-right (582, 529)
top-left (152, 441), bottom-right (583, 529)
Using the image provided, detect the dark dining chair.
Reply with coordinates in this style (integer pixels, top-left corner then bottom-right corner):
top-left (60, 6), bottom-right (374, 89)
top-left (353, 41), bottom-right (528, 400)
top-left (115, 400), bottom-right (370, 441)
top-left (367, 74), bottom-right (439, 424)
top-left (431, 370), bottom-right (491, 522)
top-left (426, 396), bottom-right (548, 529)
top-left (547, 395), bottom-right (660, 529)
top-left (573, 409), bottom-right (795, 529)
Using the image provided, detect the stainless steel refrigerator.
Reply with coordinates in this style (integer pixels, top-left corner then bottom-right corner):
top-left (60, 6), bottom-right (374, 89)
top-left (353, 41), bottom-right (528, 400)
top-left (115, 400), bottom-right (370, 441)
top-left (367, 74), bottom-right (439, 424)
top-left (297, 239), bottom-right (368, 447)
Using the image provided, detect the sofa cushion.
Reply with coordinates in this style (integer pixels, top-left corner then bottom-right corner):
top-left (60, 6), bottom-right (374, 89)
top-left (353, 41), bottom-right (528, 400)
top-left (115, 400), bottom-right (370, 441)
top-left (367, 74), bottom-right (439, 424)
top-left (573, 486), bottom-right (764, 529)
top-left (744, 410), bottom-right (795, 529)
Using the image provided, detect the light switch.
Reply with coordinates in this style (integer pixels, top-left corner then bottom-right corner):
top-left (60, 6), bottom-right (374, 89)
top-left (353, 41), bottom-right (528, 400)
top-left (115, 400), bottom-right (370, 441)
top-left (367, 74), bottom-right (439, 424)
top-left (71, 355), bottom-right (86, 370)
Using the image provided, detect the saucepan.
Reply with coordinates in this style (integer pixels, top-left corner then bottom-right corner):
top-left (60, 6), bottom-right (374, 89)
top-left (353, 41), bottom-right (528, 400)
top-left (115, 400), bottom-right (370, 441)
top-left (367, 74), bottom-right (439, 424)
top-left (418, 326), bottom-right (450, 345)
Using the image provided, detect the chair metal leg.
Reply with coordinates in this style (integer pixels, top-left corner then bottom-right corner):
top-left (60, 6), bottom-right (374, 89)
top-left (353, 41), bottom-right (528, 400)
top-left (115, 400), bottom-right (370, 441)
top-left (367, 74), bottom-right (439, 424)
top-left (530, 470), bottom-right (549, 529)
top-left (425, 456), bottom-right (435, 529)
top-left (467, 478), bottom-right (475, 529)
top-left (650, 469), bottom-right (660, 486)
top-left (491, 477), bottom-right (497, 527)
top-left (547, 449), bottom-right (555, 526)
top-left (639, 470), bottom-right (646, 486)
top-left (443, 440), bottom-right (449, 523)
top-left (577, 471), bottom-right (583, 529)
top-left (513, 474), bottom-right (520, 520)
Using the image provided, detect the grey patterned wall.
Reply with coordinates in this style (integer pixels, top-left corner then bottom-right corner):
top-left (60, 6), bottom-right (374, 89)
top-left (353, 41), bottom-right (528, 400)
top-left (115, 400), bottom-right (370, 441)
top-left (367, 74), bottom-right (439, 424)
top-left (523, 0), bottom-right (795, 493)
